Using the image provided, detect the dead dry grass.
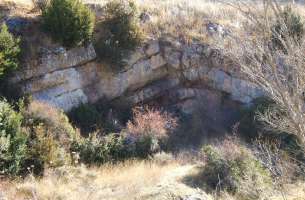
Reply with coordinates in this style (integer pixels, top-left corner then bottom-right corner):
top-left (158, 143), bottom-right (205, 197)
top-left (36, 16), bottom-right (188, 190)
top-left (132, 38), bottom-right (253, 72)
top-left (1, 155), bottom-right (304, 200)
top-left (2, 0), bottom-right (305, 45)
top-left (0, 159), bottom-right (212, 200)
top-left (0, 0), bottom-right (259, 44)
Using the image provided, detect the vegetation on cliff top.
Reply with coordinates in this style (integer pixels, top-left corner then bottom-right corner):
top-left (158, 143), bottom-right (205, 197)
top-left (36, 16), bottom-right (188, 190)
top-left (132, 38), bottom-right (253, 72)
top-left (42, 0), bottom-right (95, 47)
top-left (0, 24), bottom-right (20, 79)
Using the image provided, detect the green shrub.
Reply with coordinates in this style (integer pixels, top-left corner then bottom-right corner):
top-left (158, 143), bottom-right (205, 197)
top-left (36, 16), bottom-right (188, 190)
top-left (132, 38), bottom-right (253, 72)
top-left (272, 6), bottom-right (304, 50)
top-left (0, 81), bottom-right (23, 102)
top-left (70, 130), bottom-right (159, 165)
top-left (69, 103), bottom-right (102, 133)
top-left (23, 101), bottom-right (78, 149)
top-left (0, 24), bottom-right (20, 79)
top-left (0, 99), bottom-right (71, 176)
top-left (239, 97), bottom-right (305, 164)
top-left (134, 135), bottom-right (158, 158)
top-left (21, 101), bottom-right (77, 175)
top-left (24, 125), bottom-right (71, 175)
top-left (239, 97), bottom-right (275, 141)
top-left (200, 139), bottom-right (272, 199)
top-left (201, 145), bottom-right (234, 191)
top-left (71, 133), bottom-right (133, 165)
top-left (68, 100), bottom-right (133, 134)
top-left (0, 99), bottom-right (28, 176)
top-left (95, 0), bottom-right (142, 65)
top-left (42, 0), bottom-right (95, 47)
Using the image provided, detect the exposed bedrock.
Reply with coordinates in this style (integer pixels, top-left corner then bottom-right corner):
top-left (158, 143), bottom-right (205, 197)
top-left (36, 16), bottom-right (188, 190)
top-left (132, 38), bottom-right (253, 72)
top-left (11, 37), bottom-right (264, 131)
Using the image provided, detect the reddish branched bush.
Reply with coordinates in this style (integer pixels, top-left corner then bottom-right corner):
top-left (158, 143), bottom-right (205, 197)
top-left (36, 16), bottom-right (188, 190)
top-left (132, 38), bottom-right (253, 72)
top-left (126, 107), bottom-right (177, 140)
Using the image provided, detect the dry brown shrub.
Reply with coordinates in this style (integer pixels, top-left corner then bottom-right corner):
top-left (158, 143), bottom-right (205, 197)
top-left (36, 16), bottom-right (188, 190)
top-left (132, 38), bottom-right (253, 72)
top-left (126, 106), bottom-right (177, 139)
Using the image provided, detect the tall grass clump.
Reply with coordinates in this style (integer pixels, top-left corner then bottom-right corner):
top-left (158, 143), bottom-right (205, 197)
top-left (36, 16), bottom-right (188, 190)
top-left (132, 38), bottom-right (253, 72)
top-left (42, 0), bottom-right (95, 47)
top-left (95, 0), bottom-right (143, 65)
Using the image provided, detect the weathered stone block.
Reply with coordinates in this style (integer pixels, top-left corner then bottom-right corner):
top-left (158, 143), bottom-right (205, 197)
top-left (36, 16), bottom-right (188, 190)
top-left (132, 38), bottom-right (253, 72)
top-left (33, 88), bottom-right (88, 111)
top-left (164, 48), bottom-right (181, 69)
top-left (122, 48), bottom-right (146, 67)
top-left (145, 40), bottom-right (160, 56)
top-left (12, 44), bottom-right (96, 82)
top-left (150, 54), bottom-right (166, 70)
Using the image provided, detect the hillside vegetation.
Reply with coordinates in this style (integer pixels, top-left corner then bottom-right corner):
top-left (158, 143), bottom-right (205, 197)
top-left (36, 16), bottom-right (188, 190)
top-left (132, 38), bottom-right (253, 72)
top-left (1, 0), bottom-right (305, 200)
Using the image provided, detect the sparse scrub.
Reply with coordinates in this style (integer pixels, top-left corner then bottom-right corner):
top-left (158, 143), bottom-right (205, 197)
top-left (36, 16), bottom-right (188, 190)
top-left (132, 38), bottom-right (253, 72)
top-left (23, 101), bottom-right (78, 149)
top-left (42, 0), bottom-right (95, 47)
top-left (272, 6), bottom-right (304, 50)
top-left (69, 106), bottom-right (178, 166)
top-left (0, 23), bottom-right (20, 79)
top-left (71, 132), bottom-right (135, 165)
top-left (254, 139), bottom-right (304, 182)
top-left (200, 138), bottom-right (272, 199)
top-left (220, 0), bottom-right (305, 147)
top-left (25, 124), bottom-right (71, 175)
top-left (21, 101), bottom-right (77, 174)
top-left (94, 0), bottom-right (143, 65)
top-left (238, 97), bottom-right (276, 140)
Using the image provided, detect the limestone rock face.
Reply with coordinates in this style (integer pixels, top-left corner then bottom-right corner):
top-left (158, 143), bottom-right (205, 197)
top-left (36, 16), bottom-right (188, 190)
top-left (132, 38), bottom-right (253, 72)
top-left (145, 40), bottom-right (160, 56)
top-left (150, 54), bottom-right (167, 70)
top-left (12, 45), bottom-right (97, 111)
top-left (12, 44), bottom-right (96, 83)
top-left (12, 38), bottom-right (264, 113)
top-left (97, 59), bottom-right (168, 100)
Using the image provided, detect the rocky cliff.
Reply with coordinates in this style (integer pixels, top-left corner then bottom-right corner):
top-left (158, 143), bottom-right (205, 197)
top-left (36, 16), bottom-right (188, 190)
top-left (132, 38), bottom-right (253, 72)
top-left (11, 37), bottom-right (264, 115)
